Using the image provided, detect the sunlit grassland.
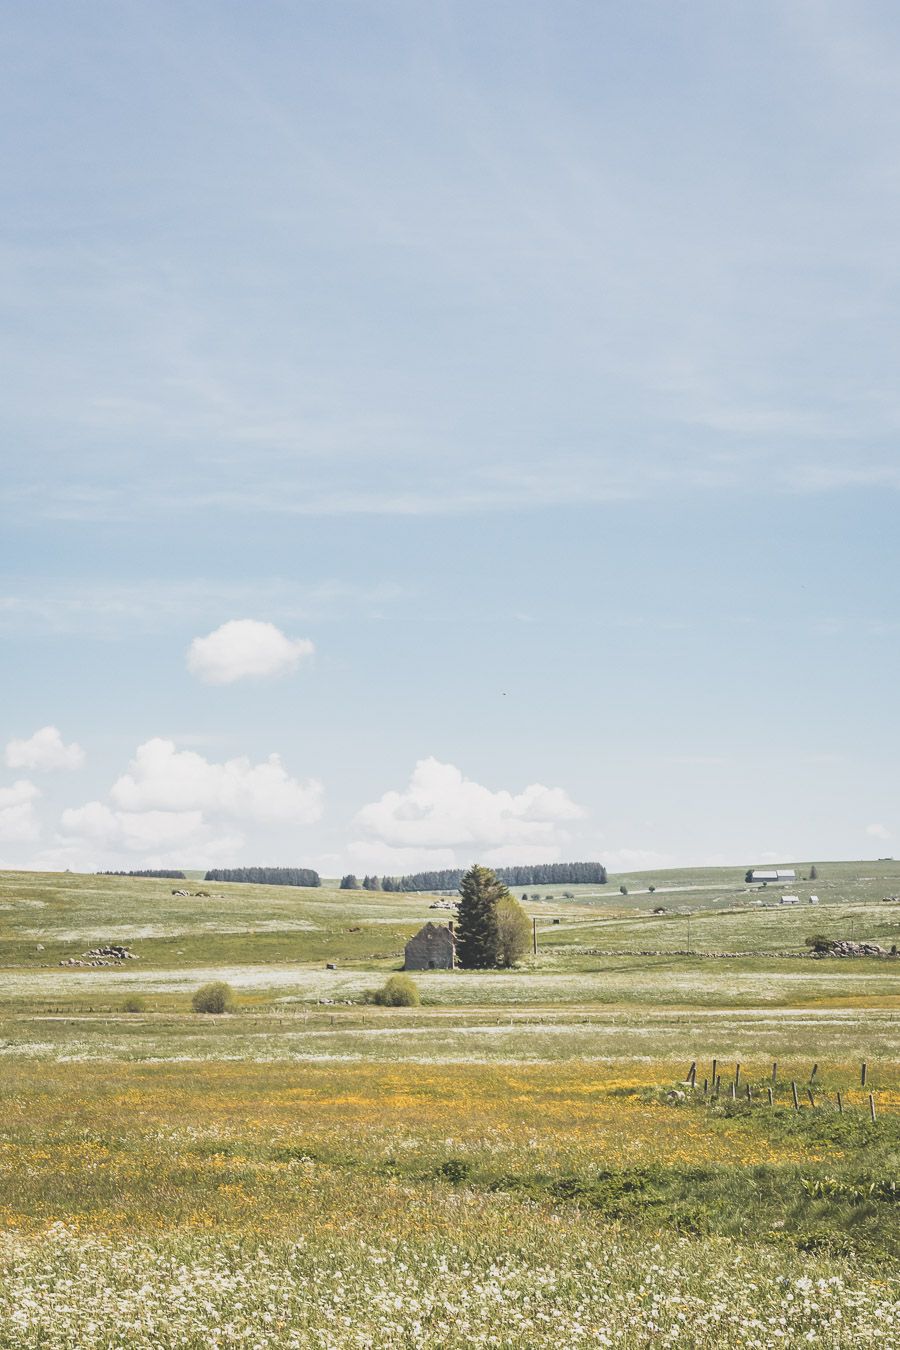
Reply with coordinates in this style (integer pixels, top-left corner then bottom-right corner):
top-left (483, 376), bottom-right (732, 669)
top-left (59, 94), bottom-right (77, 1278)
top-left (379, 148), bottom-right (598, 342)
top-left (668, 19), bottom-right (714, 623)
top-left (0, 1059), bottom-right (898, 1345)
top-left (1, 865), bottom-right (899, 972)
top-left (0, 866), bottom-right (898, 1346)
top-left (1, 1003), bottom-right (899, 1066)
top-left (0, 1059), bottom-right (897, 1244)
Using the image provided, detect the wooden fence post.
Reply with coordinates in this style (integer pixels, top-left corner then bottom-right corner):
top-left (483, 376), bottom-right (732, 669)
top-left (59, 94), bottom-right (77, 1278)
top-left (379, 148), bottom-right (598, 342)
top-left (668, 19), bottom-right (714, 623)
top-left (810, 1063), bottom-right (818, 1081)
top-left (861, 1062), bottom-right (867, 1088)
top-left (807, 1088), bottom-right (815, 1108)
top-left (688, 1061), bottom-right (696, 1087)
top-left (730, 1081), bottom-right (736, 1101)
top-left (836, 1092), bottom-right (843, 1114)
top-left (791, 1081), bottom-right (799, 1110)
top-left (767, 1086), bottom-right (773, 1107)
top-left (869, 1094), bottom-right (877, 1123)
top-left (734, 1063), bottom-right (741, 1089)
top-left (771, 1061), bottom-right (777, 1083)
top-left (711, 1058), bottom-right (718, 1086)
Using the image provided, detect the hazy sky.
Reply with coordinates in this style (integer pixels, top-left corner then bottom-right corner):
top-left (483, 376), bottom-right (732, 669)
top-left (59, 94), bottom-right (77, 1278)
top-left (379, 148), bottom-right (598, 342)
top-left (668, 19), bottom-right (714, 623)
top-left (2, 1), bottom-right (900, 876)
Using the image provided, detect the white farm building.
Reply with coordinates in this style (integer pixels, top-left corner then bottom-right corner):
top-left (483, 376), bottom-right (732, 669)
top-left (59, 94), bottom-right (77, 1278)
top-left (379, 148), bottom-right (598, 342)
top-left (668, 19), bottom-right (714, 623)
top-left (747, 868), bottom-right (796, 884)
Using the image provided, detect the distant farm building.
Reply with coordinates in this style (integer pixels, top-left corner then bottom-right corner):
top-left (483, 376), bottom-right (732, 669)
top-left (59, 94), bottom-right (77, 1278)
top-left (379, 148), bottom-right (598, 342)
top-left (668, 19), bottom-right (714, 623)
top-left (746, 868), bottom-right (796, 884)
top-left (809, 895), bottom-right (820, 905)
top-left (404, 921), bottom-right (456, 971)
top-left (780, 894), bottom-right (800, 905)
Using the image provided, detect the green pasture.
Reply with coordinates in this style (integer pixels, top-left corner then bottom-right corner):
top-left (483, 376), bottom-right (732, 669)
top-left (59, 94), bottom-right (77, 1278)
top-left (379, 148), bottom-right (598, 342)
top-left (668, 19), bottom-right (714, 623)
top-left (1, 863), bottom-right (898, 973)
top-left (0, 864), bottom-right (898, 1346)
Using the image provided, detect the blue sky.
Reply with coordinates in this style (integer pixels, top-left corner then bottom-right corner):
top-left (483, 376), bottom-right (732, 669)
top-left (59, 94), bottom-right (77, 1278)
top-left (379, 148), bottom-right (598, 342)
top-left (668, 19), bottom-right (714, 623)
top-left (2, 1), bottom-right (900, 875)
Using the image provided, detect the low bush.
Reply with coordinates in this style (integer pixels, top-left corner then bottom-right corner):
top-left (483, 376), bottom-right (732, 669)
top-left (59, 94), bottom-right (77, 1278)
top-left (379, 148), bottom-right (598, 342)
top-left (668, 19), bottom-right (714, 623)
top-left (372, 973), bottom-right (421, 1007)
top-left (191, 981), bottom-right (235, 1014)
top-left (121, 995), bottom-right (145, 1013)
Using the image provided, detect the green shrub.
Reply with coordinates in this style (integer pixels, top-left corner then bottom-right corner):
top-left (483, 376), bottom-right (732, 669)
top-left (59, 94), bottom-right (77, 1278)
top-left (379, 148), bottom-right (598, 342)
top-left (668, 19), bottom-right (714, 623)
top-left (372, 974), bottom-right (421, 1007)
top-left (191, 981), bottom-right (235, 1014)
top-left (121, 995), bottom-right (145, 1013)
top-left (495, 894), bottom-right (532, 966)
top-left (805, 935), bottom-right (834, 953)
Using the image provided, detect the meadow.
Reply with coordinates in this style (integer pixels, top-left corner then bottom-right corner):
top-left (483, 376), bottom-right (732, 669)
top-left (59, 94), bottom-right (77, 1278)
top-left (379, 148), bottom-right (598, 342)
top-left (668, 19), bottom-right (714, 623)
top-left (0, 863), bottom-right (897, 1346)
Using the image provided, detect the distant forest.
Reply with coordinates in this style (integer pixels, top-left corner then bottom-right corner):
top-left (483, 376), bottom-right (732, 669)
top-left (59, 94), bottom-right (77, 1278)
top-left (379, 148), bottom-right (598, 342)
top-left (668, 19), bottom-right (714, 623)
top-left (204, 867), bottom-right (321, 887)
top-left (98, 869), bottom-right (186, 879)
top-left (380, 862), bottom-right (607, 892)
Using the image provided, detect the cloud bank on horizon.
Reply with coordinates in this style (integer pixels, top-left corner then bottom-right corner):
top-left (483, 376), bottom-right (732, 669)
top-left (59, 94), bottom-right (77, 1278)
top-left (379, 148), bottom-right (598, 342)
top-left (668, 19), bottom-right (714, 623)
top-left (8, 732), bottom-right (595, 876)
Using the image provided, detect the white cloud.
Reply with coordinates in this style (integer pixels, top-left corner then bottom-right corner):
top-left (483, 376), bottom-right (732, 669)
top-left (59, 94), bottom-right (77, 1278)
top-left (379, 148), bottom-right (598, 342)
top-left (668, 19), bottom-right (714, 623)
top-left (187, 619), bottom-right (314, 684)
top-left (5, 726), bottom-right (85, 771)
top-left (866, 822), bottom-right (892, 840)
top-left (352, 757), bottom-right (586, 867)
top-left (61, 801), bottom-right (206, 852)
top-left (109, 739), bottom-right (323, 824)
top-left (0, 779), bottom-right (41, 842)
top-left (56, 738), bottom-right (323, 869)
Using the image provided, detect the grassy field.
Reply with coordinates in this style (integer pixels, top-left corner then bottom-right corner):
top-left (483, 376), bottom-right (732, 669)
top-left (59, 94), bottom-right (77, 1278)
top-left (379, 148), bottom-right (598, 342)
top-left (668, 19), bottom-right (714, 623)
top-left (0, 864), bottom-right (897, 1346)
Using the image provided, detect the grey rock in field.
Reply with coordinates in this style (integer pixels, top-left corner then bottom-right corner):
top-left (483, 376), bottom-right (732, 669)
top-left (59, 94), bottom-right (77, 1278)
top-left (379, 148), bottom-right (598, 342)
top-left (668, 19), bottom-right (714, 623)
top-left (59, 944), bottom-right (139, 968)
top-left (822, 940), bottom-right (889, 957)
top-left (325, 962), bottom-right (336, 970)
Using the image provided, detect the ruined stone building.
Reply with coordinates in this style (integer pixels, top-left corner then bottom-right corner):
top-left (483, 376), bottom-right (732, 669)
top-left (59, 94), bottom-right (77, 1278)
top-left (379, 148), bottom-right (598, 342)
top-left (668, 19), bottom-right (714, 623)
top-left (404, 921), bottom-right (456, 970)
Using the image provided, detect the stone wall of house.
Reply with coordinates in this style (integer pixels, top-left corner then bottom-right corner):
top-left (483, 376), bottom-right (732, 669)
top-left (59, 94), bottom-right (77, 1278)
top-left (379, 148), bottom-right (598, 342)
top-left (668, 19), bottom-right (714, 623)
top-left (404, 922), bottom-right (455, 970)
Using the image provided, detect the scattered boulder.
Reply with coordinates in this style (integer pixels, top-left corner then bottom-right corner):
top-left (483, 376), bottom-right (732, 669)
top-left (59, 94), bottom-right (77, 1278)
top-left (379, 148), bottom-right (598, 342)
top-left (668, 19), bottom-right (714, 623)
top-left (60, 944), bottom-right (139, 968)
top-left (815, 939), bottom-right (891, 958)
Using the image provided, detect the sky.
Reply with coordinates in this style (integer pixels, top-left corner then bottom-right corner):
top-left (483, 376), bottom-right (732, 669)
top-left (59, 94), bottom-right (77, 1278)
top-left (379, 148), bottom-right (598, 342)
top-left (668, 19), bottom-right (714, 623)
top-left (2, 0), bottom-right (900, 877)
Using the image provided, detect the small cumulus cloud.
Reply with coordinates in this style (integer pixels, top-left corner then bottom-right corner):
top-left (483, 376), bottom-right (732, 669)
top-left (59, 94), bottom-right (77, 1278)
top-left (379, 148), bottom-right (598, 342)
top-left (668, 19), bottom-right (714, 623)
top-left (5, 726), bottom-right (85, 771)
top-left (61, 802), bottom-right (207, 853)
top-left (187, 619), bottom-right (314, 684)
top-left (351, 757), bottom-right (586, 870)
top-left (866, 822), bottom-right (892, 840)
top-left (0, 780), bottom-right (41, 842)
top-left (57, 738), bottom-right (323, 868)
top-left (109, 739), bottom-right (323, 824)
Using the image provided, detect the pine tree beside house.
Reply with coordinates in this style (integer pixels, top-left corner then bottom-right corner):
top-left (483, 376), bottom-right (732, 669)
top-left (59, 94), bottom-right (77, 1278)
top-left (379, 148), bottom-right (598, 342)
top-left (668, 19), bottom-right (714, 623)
top-left (455, 864), bottom-right (506, 968)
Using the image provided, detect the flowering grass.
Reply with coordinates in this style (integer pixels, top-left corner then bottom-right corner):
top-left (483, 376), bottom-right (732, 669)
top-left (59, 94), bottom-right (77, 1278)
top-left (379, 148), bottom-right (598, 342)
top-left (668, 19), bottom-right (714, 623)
top-left (1, 1206), bottom-right (897, 1348)
top-left (0, 868), bottom-right (897, 1344)
top-left (0, 1060), bottom-right (896, 1259)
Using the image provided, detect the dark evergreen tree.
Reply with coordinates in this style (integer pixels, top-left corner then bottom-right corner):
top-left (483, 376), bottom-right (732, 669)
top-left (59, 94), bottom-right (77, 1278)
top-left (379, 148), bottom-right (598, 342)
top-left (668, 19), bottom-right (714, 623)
top-left (204, 867), bottom-right (320, 887)
top-left (456, 864), bottom-right (506, 969)
top-left (377, 862), bottom-right (607, 893)
top-left (361, 874), bottom-right (381, 891)
top-left (98, 870), bottom-right (186, 879)
top-left (339, 874), bottom-right (360, 890)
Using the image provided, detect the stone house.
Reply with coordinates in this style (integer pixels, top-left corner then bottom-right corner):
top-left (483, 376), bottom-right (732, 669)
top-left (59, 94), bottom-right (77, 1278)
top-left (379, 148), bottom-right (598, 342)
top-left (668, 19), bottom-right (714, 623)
top-left (404, 921), bottom-right (456, 970)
